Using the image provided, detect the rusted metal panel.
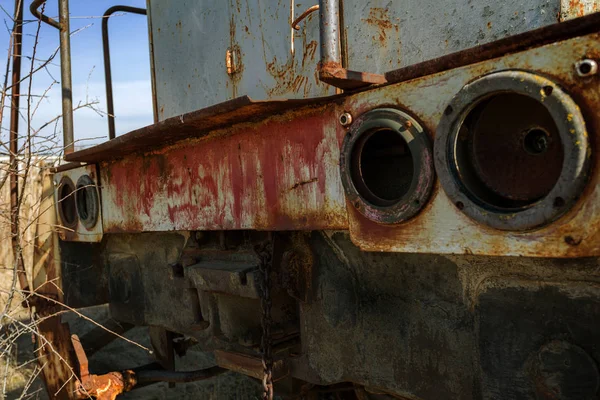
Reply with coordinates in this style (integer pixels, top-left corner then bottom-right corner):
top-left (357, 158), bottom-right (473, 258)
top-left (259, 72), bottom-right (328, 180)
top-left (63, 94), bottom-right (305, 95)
top-left (343, 0), bottom-right (561, 76)
top-left (561, 0), bottom-right (600, 20)
top-left (65, 96), bottom-right (339, 164)
top-left (384, 10), bottom-right (600, 84)
top-left (344, 32), bottom-right (600, 258)
top-left (66, 13), bottom-right (600, 166)
top-left (97, 27), bottom-right (600, 258)
top-left (100, 105), bottom-right (346, 232)
top-left (147, 0), bottom-right (335, 121)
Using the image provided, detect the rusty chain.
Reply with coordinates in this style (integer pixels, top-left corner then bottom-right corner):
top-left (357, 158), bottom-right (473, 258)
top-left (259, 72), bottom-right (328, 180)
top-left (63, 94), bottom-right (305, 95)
top-left (255, 242), bottom-right (274, 400)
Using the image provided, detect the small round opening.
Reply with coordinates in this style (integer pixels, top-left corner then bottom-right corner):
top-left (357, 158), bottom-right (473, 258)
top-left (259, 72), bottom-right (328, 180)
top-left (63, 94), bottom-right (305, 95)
top-left (58, 177), bottom-right (77, 227)
top-left (76, 175), bottom-right (99, 229)
top-left (578, 62), bottom-right (592, 75)
top-left (454, 93), bottom-right (563, 209)
top-left (351, 128), bottom-right (414, 206)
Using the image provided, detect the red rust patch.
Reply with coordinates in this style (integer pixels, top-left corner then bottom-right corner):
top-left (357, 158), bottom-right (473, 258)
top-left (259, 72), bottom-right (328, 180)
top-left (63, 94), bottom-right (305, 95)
top-left (102, 106), bottom-right (347, 232)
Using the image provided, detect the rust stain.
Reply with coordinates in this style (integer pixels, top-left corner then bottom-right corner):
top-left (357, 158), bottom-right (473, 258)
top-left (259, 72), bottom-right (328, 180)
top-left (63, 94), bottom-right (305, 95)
top-left (93, 27), bottom-right (600, 258)
top-left (362, 8), bottom-right (396, 44)
top-left (569, 0), bottom-right (586, 17)
top-left (102, 105), bottom-right (346, 233)
top-left (301, 40), bottom-right (318, 69)
top-left (285, 177), bottom-right (318, 192)
top-left (72, 335), bottom-right (136, 400)
top-left (266, 56), bottom-right (309, 97)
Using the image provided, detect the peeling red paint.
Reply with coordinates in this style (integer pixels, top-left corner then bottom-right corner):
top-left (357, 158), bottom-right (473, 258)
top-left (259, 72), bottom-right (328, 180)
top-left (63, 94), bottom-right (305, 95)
top-left (101, 107), bottom-right (347, 232)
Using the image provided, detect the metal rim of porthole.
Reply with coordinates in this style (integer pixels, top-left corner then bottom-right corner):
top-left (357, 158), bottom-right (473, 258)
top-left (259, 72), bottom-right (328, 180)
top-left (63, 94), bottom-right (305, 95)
top-left (435, 70), bottom-right (591, 231)
top-left (57, 176), bottom-right (78, 229)
top-left (340, 108), bottom-right (435, 224)
top-left (75, 175), bottom-right (100, 230)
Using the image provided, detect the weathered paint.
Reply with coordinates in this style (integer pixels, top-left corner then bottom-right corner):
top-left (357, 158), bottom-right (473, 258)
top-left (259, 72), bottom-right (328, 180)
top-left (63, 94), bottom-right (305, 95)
top-left (344, 32), bottom-right (600, 258)
top-left (561, 0), bottom-right (600, 20)
top-left (52, 164), bottom-right (103, 242)
top-left (99, 31), bottom-right (600, 258)
top-left (101, 106), bottom-right (346, 232)
top-left (335, 0), bottom-right (560, 75)
top-left (148, 0), bottom-right (568, 118)
top-left (148, 0), bottom-right (335, 121)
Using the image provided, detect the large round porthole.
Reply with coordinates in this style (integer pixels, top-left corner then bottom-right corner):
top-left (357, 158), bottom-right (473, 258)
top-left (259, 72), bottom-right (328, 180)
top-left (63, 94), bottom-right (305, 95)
top-left (75, 175), bottom-right (99, 230)
top-left (57, 176), bottom-right (77, 228)
top-left (435, 71), bottom-right (591, 231)
top-left (340, 108), bottom-right (435, 224)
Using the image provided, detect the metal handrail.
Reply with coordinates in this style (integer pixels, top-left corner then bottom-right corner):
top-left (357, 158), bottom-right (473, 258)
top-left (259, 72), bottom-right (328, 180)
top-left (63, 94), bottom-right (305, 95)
top-left (102, 6), bottom-right (147, 140)
top-left (30, 0), bottom-right (74, 155)
top-left (30, 0), bottom-right (60, 29)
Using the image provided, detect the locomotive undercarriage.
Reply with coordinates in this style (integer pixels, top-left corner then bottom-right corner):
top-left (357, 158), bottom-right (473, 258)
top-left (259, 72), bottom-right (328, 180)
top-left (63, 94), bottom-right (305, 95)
top-left (57, 230), bottom-right (600, 399)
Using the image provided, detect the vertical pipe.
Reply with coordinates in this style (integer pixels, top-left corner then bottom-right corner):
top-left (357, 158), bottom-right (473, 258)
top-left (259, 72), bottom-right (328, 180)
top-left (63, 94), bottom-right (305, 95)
top-left (146, 0), bottom-right (158, 124)
top-left (102, 10), bottom-right (116, 140)
top-left (9, 0), bottom-right (29, 292)
top-left (318, 0), bottom-right (341, 67)
top-left (59, 0), bottom-right (74, 154)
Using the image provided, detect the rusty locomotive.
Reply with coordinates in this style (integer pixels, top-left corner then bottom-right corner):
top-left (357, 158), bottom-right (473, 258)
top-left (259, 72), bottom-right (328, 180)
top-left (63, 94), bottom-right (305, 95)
top-left (22, 0), bottom-right (600, 398)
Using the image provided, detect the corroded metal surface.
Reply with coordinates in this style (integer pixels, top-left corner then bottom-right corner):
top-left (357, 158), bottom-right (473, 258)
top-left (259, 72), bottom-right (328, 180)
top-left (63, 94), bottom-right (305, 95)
top-left (344, 0), bottom-right (560, 76)
top-left (65, 96), bottom-right (340, 164)
top-left (345, 32), bottom-right (600, 257)
top-left (87, 28), bottom-right (600, 257)
top-left (147, 0), bottom-right (335, 120)
top-left (99, 105), bottom-right (346, 232)
top-left (71, 335), bottom-right (136, 400)
top-left (561, 0), bottom-right (600, 20)
top-left (384, 10), bottom-right (600, 84)
top-left (145, 0), bottom-right (573, 118)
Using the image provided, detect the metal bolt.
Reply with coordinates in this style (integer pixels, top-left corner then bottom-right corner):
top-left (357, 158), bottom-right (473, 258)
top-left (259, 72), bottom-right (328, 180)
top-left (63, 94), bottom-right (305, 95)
top-left (339, 112), bottom-right (353, 127)
top-left (575, 59), bottom-right (598, 77)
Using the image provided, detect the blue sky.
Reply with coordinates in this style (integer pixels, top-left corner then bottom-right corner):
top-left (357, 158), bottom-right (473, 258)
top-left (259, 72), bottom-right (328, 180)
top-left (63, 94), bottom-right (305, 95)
top-left (1, 0), bottom-right (154, 151)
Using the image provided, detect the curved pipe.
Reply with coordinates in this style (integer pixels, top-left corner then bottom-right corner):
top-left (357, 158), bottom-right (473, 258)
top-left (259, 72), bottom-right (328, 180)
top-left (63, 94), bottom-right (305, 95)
top-left (29, 0), bottom-right (61, 29)
top-left (30, 0), bottom-right (74, 154)
top-left (102, 6), bottom-right (147, 140)
top-left (292, 5), bottom-right (319, 30)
